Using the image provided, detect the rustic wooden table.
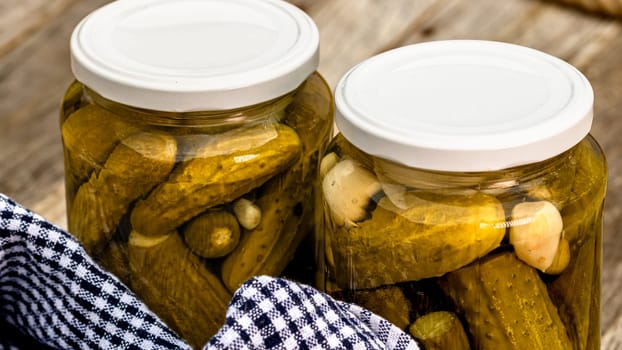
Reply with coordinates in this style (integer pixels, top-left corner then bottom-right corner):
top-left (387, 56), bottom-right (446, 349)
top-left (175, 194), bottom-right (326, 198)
top-left (1, 0), bottom-right (621, 347)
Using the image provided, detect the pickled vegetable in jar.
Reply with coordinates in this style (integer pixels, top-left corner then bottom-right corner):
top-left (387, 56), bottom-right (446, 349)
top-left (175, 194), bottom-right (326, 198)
top-left (61, 0), bottom-right (333, 347)
top-left (317, 40), bottom-right (606, 350)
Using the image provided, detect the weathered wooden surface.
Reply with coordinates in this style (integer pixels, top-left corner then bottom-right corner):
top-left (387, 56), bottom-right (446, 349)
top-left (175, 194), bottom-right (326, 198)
top-left (0, 0), bottom-right (621, 347)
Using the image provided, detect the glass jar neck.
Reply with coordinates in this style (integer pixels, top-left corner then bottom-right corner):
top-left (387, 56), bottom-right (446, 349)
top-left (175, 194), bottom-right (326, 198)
top-left (82, 84), bottom-right (296, 128)
top-left (372, 147), bottom-right (572, 192)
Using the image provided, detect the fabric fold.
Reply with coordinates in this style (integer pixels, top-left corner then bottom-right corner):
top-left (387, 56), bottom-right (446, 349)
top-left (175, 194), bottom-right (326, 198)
top-left (0, 193), bottom-right (419, 350)
top-left (0, 194), bottom-right (190, 350)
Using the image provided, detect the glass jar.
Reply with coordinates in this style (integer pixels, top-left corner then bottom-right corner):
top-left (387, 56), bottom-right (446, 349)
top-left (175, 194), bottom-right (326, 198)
top-left (317, 40), bottom-right (606, 350)
top-left (61, 0), bottom-right (333, 347)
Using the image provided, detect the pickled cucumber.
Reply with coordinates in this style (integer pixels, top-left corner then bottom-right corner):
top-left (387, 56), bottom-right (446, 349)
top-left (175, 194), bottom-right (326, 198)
top-left (221, 155), bottom-right (310, 292)
top-left (69, 132), bottom-right (177, 255)
top-left (409, 311), bottom-right (470, 350)
top-left (60, 81), bottom-right (83, 122)
top-left (62, 104), bottom-right (140, 186)
top-left (130, 124), bottom-right (302, 237)
top-left (128, 231), bottom-right (231, 349)
top-left (332, 133), bottom-right (374, 169)
top-left (548, 215), bottom-right (601, 350)
top-left (401, 279), bottom-right (455, 320)
top-left (221, 78), bottom-right (332, 291)
top-left (440, 252), bottom-right (572, 349)
top-left (98, 240), bottom-right (131, 287)
top-left (259, 185), bottom-right (314, 277)
top-left (284, 72), bottom-right (334, 160)
top-left (182, 209), bottom-right (241, 258)
top-left (561, 138), bottom-right (607, 245)
top-left (353, 286), bottom-right (411, 330)
top-left (329, 190), bottom-right (505, 289)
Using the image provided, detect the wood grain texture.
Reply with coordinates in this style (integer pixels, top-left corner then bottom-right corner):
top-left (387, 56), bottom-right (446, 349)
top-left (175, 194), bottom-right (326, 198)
top-left (551, 0), bottom-right (622, 16)
top-left (0, 0), bottom-right (620, 346)
top-left (0, 0), bottom-right (77, 58)
top-left (0, 0), bottom-right (110, 227)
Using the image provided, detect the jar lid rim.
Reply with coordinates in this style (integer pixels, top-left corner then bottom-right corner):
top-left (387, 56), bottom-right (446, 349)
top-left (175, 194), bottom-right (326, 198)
top-left (70, 0), bottom-right (319, 112)
top-left (335, 40), bottom-right (594, 171)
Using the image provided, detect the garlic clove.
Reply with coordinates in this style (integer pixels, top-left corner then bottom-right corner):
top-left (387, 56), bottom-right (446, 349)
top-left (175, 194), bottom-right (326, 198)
top-left (320, 152), bottom-right (340, 179)
top-left (232, 198), bottom-right (262, 230)
top-left (373, 162), bottom-right (409, 210)
top-left (379, 181), bottom-right (409, 210)
top-left (322, 158), bottom-right (382, 227)
top-left (510, 200), bottom-right (563, 271)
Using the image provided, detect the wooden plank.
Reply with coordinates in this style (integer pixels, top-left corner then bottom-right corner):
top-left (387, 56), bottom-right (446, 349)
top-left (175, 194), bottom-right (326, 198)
top-left (603, 256), bottom-right (622, 344)
top-left (552, 0), bottom-right (622, 16)
top-left (603, 308), bottom-right (622, 350)
top-left (0, 0), bottom-right (110, 227)
top-left (30, 180), bottom-right (67, 228)
top-left (0, 0), bottom-right (77, 58)
top-left (301, 0), bottom-right (440, 87)
top-left (363, 0), bottom-right (620, 62)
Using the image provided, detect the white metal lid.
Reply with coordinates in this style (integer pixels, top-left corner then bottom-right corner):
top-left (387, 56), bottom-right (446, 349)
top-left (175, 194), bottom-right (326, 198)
top-left (335, 40), bottom-right (594, 172)
top-left (70, 0), bottom-right (319, 111)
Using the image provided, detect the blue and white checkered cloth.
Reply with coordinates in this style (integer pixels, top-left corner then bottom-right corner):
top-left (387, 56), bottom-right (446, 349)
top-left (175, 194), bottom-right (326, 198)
top-left (207, 277), bottom-right (418, 350)
top-left (0, 193), bottom-right (420, 350)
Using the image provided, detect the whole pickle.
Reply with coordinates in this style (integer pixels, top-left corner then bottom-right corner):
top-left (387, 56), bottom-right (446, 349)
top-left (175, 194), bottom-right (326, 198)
top-left (221, 154), bottom-right (311, 292)
top-left (332, 133), bottom-right (374, 170)
top-left (329, 190), bottom-right (505, 289)
top-left (220, 76), bottom-right (332, 292)
top-left (182, 209), bottom-right (241, 258)
top-left (98, 240), bottom-right (131, 287)
top-left (69, 132), bottom-right (177, 255)
top-left (60, 81), bottom-right (83, 121)
top-left (548, 213), bottom-right (601, 350)
top-left (62, 104), bottom-right (140, 186)
top-left (409, 311), bottom-right (470, 350)
top-left (252, 73), bottom-right (333, 283)
top-left (401, 279), bottom-right (455, 320)
top-left (440, 252), bottom-right (572, 349)
top-left (251, 184), bottom-right (314, 283)
top-left (353, 285), bottom-right (412, 331)
top-left (561, 138), bottom-right (607, 245)
top-left (128, 231), bottom-right (231, 349)
top-left (284, 72), bottom-right (334, 157)
top-left (130, 124), bottom-right (302, 237)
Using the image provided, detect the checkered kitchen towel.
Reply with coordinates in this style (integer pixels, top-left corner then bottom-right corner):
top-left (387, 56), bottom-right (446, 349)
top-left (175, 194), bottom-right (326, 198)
top-left (0, 194), bottom-right (189, 350)
top-left (0, 193), bottom-right (420, 350)
top-left (207, 277), bottom-right (418, 350)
